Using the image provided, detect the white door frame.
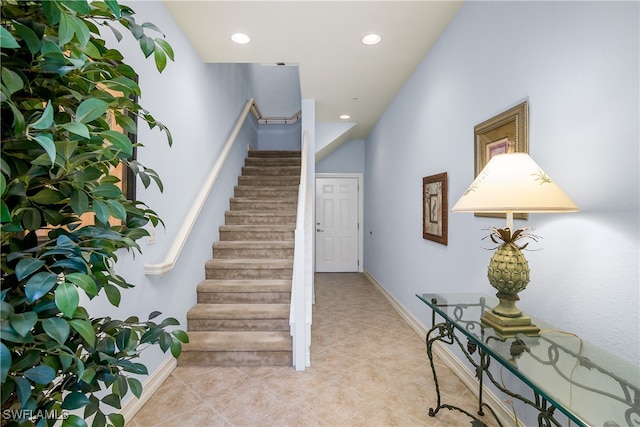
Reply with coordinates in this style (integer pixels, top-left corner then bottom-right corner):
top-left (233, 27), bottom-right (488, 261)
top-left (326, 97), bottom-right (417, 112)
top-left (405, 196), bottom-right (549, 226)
top-left (315, 173), bottom-right (363, 273)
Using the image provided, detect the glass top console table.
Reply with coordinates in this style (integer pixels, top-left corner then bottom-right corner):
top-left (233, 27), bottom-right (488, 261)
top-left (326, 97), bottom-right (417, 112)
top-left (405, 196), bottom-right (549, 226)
top-left (416, 293), bottom-right (640, 427)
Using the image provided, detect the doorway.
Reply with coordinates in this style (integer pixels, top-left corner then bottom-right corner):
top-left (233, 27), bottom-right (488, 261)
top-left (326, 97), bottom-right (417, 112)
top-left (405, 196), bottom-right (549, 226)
top-left (315, 174), bottom-right (363, 272)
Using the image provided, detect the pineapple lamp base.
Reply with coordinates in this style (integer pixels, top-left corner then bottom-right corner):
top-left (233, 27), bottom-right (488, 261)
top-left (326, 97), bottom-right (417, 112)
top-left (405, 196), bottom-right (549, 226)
top-left (481, 309), bottom-right (540, 338)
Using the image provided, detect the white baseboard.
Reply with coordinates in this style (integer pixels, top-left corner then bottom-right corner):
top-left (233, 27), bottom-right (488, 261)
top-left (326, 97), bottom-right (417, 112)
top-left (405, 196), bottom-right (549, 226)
top-left (121, 356), bottom-right (177, 425)
top-left (364, 270), bottom-right (517, 427)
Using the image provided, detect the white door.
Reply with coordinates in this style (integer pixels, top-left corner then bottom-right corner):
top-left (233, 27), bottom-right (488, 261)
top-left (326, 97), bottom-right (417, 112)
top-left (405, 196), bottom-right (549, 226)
top-left (315, 177), bottom-right (359, 272)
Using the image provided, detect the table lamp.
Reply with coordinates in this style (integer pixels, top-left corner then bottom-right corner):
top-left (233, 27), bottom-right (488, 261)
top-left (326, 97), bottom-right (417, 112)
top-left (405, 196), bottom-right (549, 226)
top-left (452, 147), bottom-right (578, 337)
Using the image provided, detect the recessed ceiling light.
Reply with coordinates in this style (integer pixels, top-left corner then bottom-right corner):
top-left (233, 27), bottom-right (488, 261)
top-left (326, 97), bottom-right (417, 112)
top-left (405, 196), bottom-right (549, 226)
top-left (340, 115), bottom-right (351, 120)
top-left (231, 33), bottom-right (251, 44)
top-left (361, 33), bottom-right (381, 45)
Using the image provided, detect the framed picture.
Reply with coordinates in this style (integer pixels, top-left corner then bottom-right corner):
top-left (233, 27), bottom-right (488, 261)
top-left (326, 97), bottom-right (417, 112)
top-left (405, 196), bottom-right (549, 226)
top-left (474, 101), bottom-right (529, 220)
top-left (422, 172), bottom-right (448, 245)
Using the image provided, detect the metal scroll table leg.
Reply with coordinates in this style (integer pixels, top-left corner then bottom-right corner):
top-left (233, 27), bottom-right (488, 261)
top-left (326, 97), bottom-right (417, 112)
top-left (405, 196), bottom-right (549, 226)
top-left (426, 322), bottom-right (496, 426)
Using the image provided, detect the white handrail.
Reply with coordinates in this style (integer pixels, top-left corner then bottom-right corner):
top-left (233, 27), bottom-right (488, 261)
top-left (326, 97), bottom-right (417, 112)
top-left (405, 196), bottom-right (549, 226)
top-left (144, 99), bottom-right (256, 275)
top-left (290, 131), bottom-right (309, 369)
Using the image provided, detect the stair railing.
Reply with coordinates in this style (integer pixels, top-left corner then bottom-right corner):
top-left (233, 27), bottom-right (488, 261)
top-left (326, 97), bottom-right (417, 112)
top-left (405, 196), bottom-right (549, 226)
top-left (144, 99), bottom-right (257, 275)
top-left (291, 130), bottom-right (311, 370)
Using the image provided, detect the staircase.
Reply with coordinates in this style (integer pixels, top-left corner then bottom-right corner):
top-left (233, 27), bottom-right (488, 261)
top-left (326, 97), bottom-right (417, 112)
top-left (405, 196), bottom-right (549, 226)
top-left (179, 150), bottom-right (300, 366)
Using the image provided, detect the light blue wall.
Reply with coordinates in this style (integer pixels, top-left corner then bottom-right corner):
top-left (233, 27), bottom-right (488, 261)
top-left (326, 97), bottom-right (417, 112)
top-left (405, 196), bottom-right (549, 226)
top-left (249, 63), bottom-right (301, 117)
top-left (316, 139), bottom-right (365, 174)
top-left (364, 0), bottom-right (638, 375)
top-left (257, 122), bottom-right (301, 150)
top-left (88, 1), bottom-right (258, 382)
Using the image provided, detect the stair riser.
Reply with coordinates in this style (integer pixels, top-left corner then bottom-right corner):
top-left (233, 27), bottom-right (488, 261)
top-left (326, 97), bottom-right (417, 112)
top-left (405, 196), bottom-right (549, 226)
top-left (213, 248), bottom-right (294, 259)
top-left (242, 167), bottom-right (301, 176)
top-left (219, 230), bottom-right (294, 241)
top-left (224, 213), bottom-right (296, 225)
top-left (234, 187), bottom-right (298, 198)
top-left (205, 268), bottom-right (292, 280)
top-left (187, 318), bottom-right (289, 331)
top-left (197, 292), bottom-right (291, 304)
top-left (245, 158), bottom-right (301, 167)
top-left (248, 150), bottom-right (301, 159)
top-left (178, 351), bottom-right (292, 366)
top-left (238, 176), bottom-right (299, 186)
top-left (230, 200), bottom-right (296, 212)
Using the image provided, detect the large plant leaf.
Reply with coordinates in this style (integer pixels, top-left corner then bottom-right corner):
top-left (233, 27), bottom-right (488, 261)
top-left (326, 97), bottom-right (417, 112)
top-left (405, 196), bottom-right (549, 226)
top-left (2, 67), bottom-right (24, 95)
top-left (30, 102), bottom-right (54, 130)
top-left (138, 35), bottom-right (154, 57)
top-left (21, 207), bottom-right (42, 230)
top-left (172, 330), bottom-right (189, 343)
top-left (0, 343), bottom-right (10, 383)
top-left (0, 200), bottom-right (10, 223)
top-left (55, 282), bottom-right (79, 318)
top-left (101, 393), bottom-right (121, 409)
top-left (70, 188), bottom-right (89, 215)
top-left (127, 377), bottom-right (143, 399)
top-left (24, 365), bottom-right (56, 385)
top-left (12, 21), bottom-right (42, 54)
top-left (66, 273), bottom-right (98, 297)
top-left (92, 199), bottom-right (110, 224)
top-left (25, 272), bottom-right (58, 303)
top-left (108, 413), bottom-right (124, 427)
top-left (92, 183), bottom-right (121, 198)
top-left (154, 47), bottom-right (167, 73)
top-left (58, 12), bottom-right (74, 46)
top-left (170, 339), bottom-right (182, 358)
top-left (61, 122), bottom-right (90, 139)
top-left (115, 328), bottom-right (131, 351)
top-left (9, 311), bottom-right (38, 337)
top-left (0, 25), bottom-right (20, 48)
top-left (13, 376), bottom-right (31, 407)
top-left (62, 391), bottom-right (91, 410)
top-left (33, 133), bottom-right (56, 165)
top-left (76, 98), bottom-right (109, 124)
top-left (100, 130), bottom-right (133, 157)
top-left (155, 38), bottom-right (174, 61)
top-left (31, 188), bottom-right (64, 204)
top-left (42, 317), bottom-right (71, 345)
top-left (106, 199), bottom-right (127, 221)
top-left (15, 257), bottom-right (46, 281)
top-left (69, 319), bottom-right (96, 347)
top-left (104, 0), bottom-right (121, 18)
top-left (67, 14), bottom-right (90, 46)
top-left (61, 414), bottom-right (88, 427)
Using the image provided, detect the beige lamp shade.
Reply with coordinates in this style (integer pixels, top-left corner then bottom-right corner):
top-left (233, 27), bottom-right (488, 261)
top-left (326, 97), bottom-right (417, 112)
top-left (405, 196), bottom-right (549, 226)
top-left (452, 152), bottom-right (579, 213)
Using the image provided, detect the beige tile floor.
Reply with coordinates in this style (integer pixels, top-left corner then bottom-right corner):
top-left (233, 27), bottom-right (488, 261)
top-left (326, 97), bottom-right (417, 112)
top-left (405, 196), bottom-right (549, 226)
top-left (128, 273), bottom-right (494, 426)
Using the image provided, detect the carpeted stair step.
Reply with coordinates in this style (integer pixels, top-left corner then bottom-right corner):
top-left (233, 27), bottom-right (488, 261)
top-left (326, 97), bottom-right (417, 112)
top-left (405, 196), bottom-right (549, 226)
top-left (248, 150), bottom-right (301, 159)
top-left (197, 279), bottom-right (291, 304)
top-left (245, 157), bottom-right (301, 167)
top-left (178, 331), bottom-right (293, 366)
top-left (205, 258), bottom-right (293, 280)
top-left (213, 241), bottom-right (294, 259)
top-left (219, 225), bottom-right (294, 241)
top-left (229, 197), bottom-right (297, 212)
top-left (241, 165), bottom-right (301, 176)
top-left (187, 303), bottom-right (290, 331)
top-left (234, 185), bottom-right (298, 198)
top-left (224, 210), bottom-right (296, 226)
top-left (238, 175), bottom-right (300, 187)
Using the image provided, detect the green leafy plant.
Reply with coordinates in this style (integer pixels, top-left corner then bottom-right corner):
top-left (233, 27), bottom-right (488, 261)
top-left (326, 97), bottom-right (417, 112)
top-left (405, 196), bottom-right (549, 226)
top-left (1, 1), bottom-right (187, 426)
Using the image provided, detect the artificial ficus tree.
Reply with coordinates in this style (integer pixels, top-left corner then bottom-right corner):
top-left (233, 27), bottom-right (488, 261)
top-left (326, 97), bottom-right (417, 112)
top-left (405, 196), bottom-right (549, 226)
top-left (1, 1), bottom-right (188, 426)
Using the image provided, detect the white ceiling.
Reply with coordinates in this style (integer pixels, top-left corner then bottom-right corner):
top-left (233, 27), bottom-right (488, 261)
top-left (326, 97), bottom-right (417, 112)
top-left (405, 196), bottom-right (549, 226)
top-left (164, 1), bottom-right (463, 139)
